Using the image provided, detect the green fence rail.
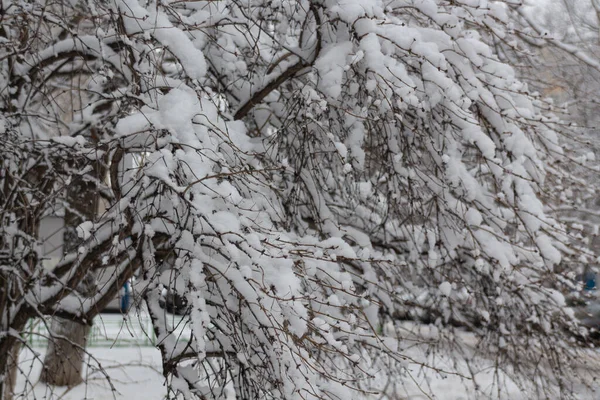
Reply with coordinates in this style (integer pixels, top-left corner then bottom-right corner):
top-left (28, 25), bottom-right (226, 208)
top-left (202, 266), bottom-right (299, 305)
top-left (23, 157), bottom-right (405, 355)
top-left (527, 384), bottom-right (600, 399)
top-left (23, 313), bottom-right (190, 348)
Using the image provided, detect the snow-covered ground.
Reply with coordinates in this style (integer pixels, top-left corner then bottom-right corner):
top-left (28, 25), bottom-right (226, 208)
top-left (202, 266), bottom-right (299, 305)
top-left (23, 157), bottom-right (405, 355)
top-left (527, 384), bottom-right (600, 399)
top-left (13, 315), bottom-right (599, 399)
top-left (13, 344), bottom-right (572, 400)
top-left (15, 313), bottom-right (175, 400)
top-left (16, 346), bottom-right (165, 400)
top-left (15, 344), bottom-right (525, 400)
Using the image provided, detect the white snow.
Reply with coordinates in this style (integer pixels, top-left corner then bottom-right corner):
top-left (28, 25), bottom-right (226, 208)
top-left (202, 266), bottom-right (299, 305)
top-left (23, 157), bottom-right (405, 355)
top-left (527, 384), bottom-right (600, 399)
top-left (117, 0), bottom-right (206, 80)
top-left (14, 316), bottom-right (600, 400)
top-left (439, 281), bottom-right (452, 297)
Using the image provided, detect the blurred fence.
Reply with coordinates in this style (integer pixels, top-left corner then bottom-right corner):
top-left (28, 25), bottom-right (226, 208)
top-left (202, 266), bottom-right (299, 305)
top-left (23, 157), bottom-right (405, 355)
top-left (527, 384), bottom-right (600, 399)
top-left (23, 313), bottom-right (190, 348)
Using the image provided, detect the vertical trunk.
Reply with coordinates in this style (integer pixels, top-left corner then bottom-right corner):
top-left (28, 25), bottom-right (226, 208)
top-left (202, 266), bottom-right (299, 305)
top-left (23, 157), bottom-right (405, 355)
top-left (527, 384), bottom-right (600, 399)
top-left (40, 160), bottom-right (101, 387)
top-left (0, 313), bottom-right (31, 400)
top-left (0, 167), bottom-right (46, 399)
top-left (1, 341), bottom-right (21, 400)
top-left (39, 318), bottom-right (90, 387)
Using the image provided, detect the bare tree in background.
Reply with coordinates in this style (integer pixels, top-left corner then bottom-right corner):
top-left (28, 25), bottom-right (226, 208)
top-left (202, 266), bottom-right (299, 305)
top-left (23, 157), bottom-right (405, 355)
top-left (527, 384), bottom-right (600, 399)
top-left (497, 1), bottom-right (600, 292)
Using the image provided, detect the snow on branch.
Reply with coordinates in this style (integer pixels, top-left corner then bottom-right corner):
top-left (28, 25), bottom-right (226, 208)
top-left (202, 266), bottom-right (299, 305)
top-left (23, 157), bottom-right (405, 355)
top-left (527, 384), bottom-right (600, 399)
top-left (0, 0), bottom-right (598, 399)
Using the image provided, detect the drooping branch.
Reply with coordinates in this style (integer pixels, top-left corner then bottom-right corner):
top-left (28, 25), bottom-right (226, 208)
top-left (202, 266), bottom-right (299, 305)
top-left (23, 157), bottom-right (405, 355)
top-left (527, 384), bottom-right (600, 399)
top-left (234, 59), bottom-right (308, 120)
top-left (233, 4), bottom-right (323, 120)
top-left (513, 5), bottom-right (600, 72)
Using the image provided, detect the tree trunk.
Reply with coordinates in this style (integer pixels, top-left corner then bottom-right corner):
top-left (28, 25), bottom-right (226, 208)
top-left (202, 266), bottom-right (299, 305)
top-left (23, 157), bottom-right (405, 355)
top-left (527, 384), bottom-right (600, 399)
top-left (2, 341), bottom-right (21, 400)
top-left (40, 318), bottom-right (90, 387)
top-left (40, 158), bottom-right (102, 387)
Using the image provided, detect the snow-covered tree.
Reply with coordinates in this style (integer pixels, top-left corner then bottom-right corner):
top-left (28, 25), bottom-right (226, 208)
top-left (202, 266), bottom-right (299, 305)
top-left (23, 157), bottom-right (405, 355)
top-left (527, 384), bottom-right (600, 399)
top-left (515, 0), bottom-right (600, 126)
top-left (498, 0), bottom-right (600, 291)
top-left (1, 0), bottom-right (597, 398)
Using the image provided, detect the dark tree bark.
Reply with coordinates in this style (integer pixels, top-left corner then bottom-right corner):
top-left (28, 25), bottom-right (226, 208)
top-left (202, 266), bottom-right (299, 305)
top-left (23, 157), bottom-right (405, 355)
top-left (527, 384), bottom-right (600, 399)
top-left (2, 342), bottom-right (21, 400)
top-left (40, 165), bottom-right (101, 387)
top-left (39, 319), bottom-right (90, 387)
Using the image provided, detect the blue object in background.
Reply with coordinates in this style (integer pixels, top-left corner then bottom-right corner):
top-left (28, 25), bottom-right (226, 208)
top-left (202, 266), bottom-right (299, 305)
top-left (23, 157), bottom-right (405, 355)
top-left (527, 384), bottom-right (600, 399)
top-left (120, 282), bottom-right (131, 312)
top-left (584, 271), bottom-right (597, 291)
